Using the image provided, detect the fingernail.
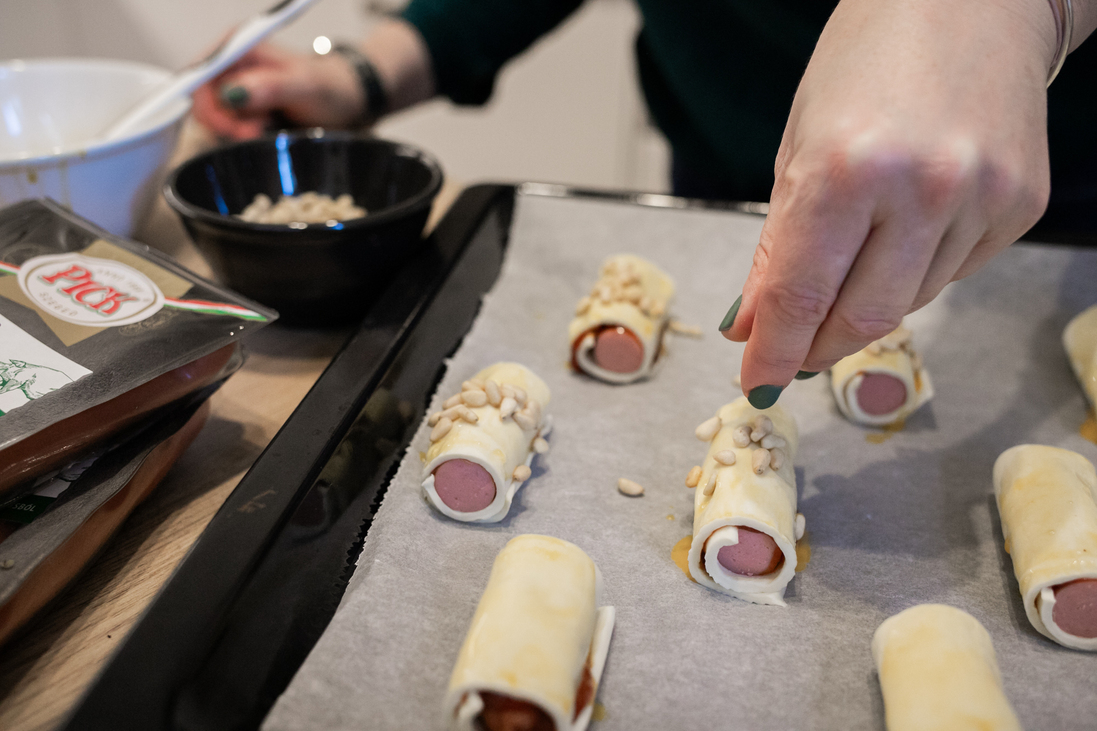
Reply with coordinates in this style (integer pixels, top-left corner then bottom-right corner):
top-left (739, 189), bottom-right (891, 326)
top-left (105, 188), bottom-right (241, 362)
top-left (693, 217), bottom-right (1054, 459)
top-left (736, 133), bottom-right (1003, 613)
top-left (747, 384), bottom-right (783, 409)
top-left (794, 370), bottom-right (820, 380)
top-left (220, 85), bottom-right (249, 109)
top-left (718, 294), bottom-right (742, 332)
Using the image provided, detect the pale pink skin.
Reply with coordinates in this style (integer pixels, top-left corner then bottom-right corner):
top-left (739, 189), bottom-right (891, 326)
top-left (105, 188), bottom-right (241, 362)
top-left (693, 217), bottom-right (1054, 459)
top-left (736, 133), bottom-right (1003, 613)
top-left (716, 527), bottom-right (784, 576)
top-left (1053, 579), bottom-right (1097, 639)
top-left (720, 0), bottom-right (1097, 401)
top-left (855, 372), bottom-right (908, 416)
top-left (433, 459), bottom-right (496, 513)
top-left (593, 327), bottom-right (645, 374)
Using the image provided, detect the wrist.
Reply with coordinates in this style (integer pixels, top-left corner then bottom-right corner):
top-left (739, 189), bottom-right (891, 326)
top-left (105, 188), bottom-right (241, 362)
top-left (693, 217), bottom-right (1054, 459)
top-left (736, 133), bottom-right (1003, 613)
top-left (1045, 0), bottom-right (1074, 83)
top-left (332, 44), bottom-right (388, 126)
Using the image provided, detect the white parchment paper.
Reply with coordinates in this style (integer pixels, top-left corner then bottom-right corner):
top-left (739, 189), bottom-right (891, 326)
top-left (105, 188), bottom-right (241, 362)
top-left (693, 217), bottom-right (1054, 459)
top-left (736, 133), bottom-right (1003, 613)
top-left (264, 192), bottom-right (1097, 731)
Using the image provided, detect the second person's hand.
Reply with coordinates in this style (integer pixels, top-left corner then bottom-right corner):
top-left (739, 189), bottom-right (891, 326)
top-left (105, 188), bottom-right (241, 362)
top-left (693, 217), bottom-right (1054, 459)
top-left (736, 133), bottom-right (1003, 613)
top-left (192, 42), bottom-right (364, 140)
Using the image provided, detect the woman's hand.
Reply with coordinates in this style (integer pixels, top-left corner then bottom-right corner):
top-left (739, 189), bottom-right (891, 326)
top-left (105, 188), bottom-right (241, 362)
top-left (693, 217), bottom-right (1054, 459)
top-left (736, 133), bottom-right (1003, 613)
top-left (192, 42), bottom-right (364, 140)
top-left (192, 20), bottom-right (435, 140)
top-left (721, 0), bottom-right (1061, 408)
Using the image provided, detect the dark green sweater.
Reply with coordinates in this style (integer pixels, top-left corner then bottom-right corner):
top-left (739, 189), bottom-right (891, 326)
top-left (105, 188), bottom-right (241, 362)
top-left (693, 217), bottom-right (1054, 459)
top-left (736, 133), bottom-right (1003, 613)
top-left (403, 0), bottom-right (1097, 227)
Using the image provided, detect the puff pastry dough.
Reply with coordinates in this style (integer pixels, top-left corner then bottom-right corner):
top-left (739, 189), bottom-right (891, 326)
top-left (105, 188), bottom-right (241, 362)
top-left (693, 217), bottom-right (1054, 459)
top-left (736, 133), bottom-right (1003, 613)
top-left (568, 254), bottom-right (674, 384)
top-left (993, 444), bottom-right (1097, 650)
top-left (830, 322), bottom-right (933, 427)
top-left (1064, 304), bottom-right (1097, 409)
top-left (872, 604), bottom-right (1022, 731)
top-left (422, 363), bottom-right (551, 523)
top-left (685, 397), bottom-right (804, 606)
top-left (445, 535), bottom-right (615, 731)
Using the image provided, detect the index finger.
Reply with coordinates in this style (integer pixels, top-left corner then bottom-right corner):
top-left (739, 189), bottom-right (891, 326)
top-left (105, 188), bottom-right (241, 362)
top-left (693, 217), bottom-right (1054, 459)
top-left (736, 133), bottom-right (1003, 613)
top-left (733, 188), bottom-right (873, 407)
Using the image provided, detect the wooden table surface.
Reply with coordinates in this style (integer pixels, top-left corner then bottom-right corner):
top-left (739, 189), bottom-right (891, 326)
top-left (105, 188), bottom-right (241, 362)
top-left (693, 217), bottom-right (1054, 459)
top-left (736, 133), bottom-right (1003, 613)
top-left (0, 122), bottom-right (460, 731)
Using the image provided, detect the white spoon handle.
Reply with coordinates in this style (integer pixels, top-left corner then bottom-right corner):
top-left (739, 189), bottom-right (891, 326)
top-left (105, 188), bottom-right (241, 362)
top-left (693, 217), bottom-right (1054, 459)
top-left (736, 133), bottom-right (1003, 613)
top-left (101, 0), bottom-right (319, 142)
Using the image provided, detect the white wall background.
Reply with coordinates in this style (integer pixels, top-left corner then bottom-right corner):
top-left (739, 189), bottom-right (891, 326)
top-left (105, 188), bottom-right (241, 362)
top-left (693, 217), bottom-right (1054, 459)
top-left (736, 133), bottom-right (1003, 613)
top-left (1, 0), bottom-right (670, 192)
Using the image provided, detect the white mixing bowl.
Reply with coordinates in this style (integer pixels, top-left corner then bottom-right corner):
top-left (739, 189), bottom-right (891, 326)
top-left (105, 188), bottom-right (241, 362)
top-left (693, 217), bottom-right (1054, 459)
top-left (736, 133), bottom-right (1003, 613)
top-left (0, 58), bottom-right (191, 236)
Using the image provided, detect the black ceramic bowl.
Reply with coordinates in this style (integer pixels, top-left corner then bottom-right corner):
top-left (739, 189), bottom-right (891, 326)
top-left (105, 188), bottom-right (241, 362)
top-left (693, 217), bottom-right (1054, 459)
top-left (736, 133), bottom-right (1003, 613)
top-left (165, 131), bottom-right (443, 324)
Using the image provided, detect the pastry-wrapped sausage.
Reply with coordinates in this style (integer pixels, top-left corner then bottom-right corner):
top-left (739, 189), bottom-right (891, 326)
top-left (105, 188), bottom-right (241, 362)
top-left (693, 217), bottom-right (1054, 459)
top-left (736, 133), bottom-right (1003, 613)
top-left (444, 535), bottom-right (615, 731)
top-left (872, 604), bottom-right (1022, 731)
top-left (993, 444), bottom-right (1097, 650)
top-left (685, 397), bottom-right (804, 606)
top-left (422, 363), bottom-right (551, 523)
top-left (1064, 304), bottom-right (1097, 409)
top-left (568, 255), bottom-right (674, 384)
top-left (830, 323), bottom-right (933, 427)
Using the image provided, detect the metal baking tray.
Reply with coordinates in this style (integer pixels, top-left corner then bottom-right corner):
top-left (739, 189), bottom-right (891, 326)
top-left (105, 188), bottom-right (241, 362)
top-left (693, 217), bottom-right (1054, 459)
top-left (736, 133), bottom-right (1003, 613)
top-left (63, 184), bottom-right (757, 731)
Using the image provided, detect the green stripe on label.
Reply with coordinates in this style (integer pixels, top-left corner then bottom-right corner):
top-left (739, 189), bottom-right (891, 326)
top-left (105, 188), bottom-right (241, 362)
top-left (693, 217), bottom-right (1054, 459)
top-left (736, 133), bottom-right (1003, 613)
top-left (0, 495), bottom-right (56, 524)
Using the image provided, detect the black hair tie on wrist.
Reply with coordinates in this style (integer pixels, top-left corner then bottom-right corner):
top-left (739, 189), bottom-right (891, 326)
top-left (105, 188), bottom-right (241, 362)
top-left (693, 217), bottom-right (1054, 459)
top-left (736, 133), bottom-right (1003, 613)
top-left (332, 43), bottom-right (389, 125)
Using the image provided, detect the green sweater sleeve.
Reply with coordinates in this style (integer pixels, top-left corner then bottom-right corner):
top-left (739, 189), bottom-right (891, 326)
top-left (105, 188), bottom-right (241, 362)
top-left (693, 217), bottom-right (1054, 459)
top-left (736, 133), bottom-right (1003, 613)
top-left (401, 0), bottom-right (585, 105)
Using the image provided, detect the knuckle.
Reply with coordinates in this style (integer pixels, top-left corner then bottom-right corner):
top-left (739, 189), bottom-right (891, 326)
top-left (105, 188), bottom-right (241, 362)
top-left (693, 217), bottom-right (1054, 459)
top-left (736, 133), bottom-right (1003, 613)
top-left (750, 239), bottom-right (773, 271)
top-left (763, 281), bottom-right (834, 329)
top-left (801, 356), bottom-right (842, 372)
top-left (982, 159), bottom-right (1049, 228)
top-left (916, 154), bottom-right (972, 211)
top-left (832, 308), bottom-right (903, 343)
top-left (751, 346), bottom-right (808, 374)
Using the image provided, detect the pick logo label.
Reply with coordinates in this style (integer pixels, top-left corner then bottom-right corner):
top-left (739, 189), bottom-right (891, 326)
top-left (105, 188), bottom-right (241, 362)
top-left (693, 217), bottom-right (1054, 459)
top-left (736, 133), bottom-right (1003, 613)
top-left (18, 253), bottom-right (164, 327)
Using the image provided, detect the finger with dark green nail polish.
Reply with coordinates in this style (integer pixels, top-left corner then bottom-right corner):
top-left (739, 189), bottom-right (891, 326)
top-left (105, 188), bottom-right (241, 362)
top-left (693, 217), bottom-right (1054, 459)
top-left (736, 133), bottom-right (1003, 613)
top-left (220, 85), bottom-right (249, 109)
top-left (718, 294), bottom-right (742, 332)
top-left (747, 384), bottom-right (783, 409)
top-left (794, 370), bottom-right (820, 380)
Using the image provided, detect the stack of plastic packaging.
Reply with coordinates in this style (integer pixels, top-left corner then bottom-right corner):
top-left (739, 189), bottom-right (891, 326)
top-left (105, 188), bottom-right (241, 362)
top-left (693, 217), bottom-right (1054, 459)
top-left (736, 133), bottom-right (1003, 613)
top-left (0, 199), bottom-right (276, 645)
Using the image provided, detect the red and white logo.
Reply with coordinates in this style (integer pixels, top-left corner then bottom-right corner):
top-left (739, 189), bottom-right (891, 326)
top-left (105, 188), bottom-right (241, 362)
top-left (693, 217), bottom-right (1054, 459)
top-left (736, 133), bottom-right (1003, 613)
top-left (18, 253), bottom-right (164, 326)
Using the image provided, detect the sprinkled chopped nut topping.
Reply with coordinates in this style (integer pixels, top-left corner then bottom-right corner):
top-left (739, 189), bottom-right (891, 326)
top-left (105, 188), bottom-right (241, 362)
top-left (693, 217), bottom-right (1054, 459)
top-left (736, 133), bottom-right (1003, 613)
top-left (714, 449), bottom-right (737, 466)
top-left (533, 437), bottom-right (550, 454)
top-left (731, 425), bottom-right (752, 448)
top-left (760, 434), bottom-right (786, 450)
top-left (702, 472), bottom-right (717, 497)
top-left (752, 448), bottom-right (771, 475)
top-left (750, 415), bottom-right (773, 442)
top-left (513, 411), bottom-right (537, 431)
top-left (461, 389), bottom-right (488, 407)
top-left (485, 380), bottom-right (502, 406)
top-left (430, 417), bottom-right (453, 442)
top-left (695, 416), bottom-right (722, 442)
top-left (455, 405), bottom-right (478, 423)
top-left (617, 478), bottom-right (645, 496)
top-left (685, 465), bottom-right (702, 488)
top-left (668, 320), bottom-right (703, 337)
top-left (512, 464), bottom-right (532, 482)
top-left (578, 258), bottom-right (669, 322)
